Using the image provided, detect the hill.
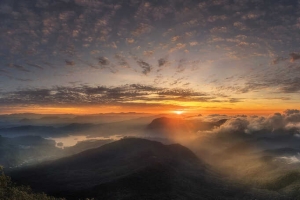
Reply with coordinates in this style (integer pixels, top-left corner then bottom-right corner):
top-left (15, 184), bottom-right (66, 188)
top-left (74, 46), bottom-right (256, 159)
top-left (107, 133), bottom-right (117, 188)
top-left (9, 138), bottom-right (292, 199)
top-left (9, 138), bottom-right (242, 200)
top-left (146, 117), bottom-right (227, 139)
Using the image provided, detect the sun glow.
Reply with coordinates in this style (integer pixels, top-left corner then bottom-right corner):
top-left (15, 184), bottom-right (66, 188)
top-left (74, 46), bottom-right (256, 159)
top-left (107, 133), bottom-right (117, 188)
top-left (174, 110), bottom-right (184, 115)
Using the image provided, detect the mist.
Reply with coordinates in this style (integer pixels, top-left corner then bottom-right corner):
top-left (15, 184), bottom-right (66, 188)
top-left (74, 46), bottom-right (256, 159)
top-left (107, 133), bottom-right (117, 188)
top-left (2, 110), bottom-right (300, 198)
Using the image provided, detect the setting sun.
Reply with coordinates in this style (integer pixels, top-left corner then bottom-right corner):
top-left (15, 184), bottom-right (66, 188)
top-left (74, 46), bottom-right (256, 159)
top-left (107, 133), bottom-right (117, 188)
top-left (174, 110), bottom-right (184, 115)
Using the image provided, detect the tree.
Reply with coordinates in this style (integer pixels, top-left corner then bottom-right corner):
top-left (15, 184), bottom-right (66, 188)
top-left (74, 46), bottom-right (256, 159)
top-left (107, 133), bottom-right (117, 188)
top-left (0, 166), bottom-right (64, 200)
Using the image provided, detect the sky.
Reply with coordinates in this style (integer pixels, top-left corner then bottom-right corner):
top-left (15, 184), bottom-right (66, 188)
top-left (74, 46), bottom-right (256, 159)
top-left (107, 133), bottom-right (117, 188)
top-left (0, 0), bottom-right (300, 115)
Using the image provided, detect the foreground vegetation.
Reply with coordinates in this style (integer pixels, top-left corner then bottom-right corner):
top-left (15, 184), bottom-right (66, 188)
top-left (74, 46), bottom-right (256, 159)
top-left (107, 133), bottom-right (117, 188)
top-left (0, 166), bottom-right (64, 200)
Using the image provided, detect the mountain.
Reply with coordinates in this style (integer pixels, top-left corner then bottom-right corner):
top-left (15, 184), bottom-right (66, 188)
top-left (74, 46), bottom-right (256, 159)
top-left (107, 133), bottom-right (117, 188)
top-left (146, 117), bottom-right (227, 137)
top-left (0, 115), bottom-right (158, 138)
top-left (0, 113), bottom-right (155, 127)
top-left (9, 138), bottom-right (248, 200)
top-left (0, 134), bottom-right (116, 168)
top-left (0, 125), bottom-right (60, 137)
top-left (0, 135), bottom-right (61, 168)
top-left (63, 139), bottom-right (114, 155)
top-left (8, 138), bottom-right (293, 199)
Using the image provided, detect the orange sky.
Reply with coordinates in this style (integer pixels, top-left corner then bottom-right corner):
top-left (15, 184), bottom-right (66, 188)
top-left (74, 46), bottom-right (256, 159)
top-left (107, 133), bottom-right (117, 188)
top-left (1, 1), bottom-right (300, 116)
top-left (1, 104), bottom-right (286, 116)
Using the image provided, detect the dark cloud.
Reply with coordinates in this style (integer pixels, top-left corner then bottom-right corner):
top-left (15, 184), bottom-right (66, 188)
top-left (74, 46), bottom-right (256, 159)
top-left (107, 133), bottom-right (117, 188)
top-left (78, 58), bottom-right (98, 69)
top-left (129, 84), bottom-right (158, 91)
top-left (65, 60), bottom-right (75, 66)
top-left (26, 63), bottom-right (44, 70)
top-left (265, 97), bottom-right (291, 101)
top-left (8, 64), bottom-right (31, 73)
top-left (0, 84), bottom-right (226, 106)
top-left (158, 88), bottom-right (206, 97)
top-left (136, 60), bottom-right (152, 75)
top-left (176, 59), bottom-right (187, 73)
top-left (272, 57), bottom-right (288, 65)
top-left (279, 77), bottom-right (300, 93)
top-left (15, 78), bottom-right (33, 82)
top-left (114, 54), bottom-right (130, 68)
top-left (0, 69), bottom-right (9, 74)
top-left (228, 98), bottom-right (243, 103)
top-left (16, 89), bottom-right (51, 97)
top-left (290, 53), bottom-right (300, 62)
top-left (98, 57), bottom-right (110, 67)
top-left (83, 86), bottom-right (107, 95)
top-left (284, 109), bottom-right (300, 116)
top-left (218, 64), bottom-right (300, 94)
top-left (158, 58), bottom-right (168, 67)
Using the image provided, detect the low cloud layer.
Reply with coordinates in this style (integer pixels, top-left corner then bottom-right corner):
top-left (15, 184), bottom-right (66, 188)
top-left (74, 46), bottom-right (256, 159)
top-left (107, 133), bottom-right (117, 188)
top-left (199, 109), bottom-right (300, 141)
top-left (206, 109), bottom-right (300, 134)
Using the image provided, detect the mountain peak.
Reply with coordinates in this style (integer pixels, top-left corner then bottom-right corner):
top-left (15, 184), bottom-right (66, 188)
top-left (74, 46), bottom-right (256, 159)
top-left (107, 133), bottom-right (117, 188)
top-left (10, 138), bottom-right (204, 198)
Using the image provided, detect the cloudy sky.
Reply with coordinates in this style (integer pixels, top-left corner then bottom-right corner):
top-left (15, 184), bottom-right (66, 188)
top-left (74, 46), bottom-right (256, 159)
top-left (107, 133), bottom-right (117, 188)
top-left (0, 0), bottom-right (300, 114)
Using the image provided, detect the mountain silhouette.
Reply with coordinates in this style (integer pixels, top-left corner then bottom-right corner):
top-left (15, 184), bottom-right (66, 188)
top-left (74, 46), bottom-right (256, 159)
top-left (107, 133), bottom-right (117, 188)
top-left (9, 138), bottom-right (247, 200)
top-left (8, 138), bottom-right (292, 199)
top-left (146, 117), bottom-right (227, 138)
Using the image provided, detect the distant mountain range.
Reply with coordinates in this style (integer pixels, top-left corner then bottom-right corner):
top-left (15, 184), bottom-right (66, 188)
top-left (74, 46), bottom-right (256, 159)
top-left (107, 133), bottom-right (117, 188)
top-left (0, 135), bottom-right (114, 168)
top-left (0, 116), bottom-right (227, 140)
top-left (0, 115), bottom-right (161, 138)
top-left (0, 135), bottom-right (60, 168)
top-left (8, 138), bottom-right (242, 199)
top-left (0, 113), bottom-right (156, 128)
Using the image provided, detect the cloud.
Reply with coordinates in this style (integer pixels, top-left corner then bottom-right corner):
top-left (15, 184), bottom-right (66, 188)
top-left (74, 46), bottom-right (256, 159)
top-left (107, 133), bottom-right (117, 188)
top-left (228, 98), bottom-right (243, 103)
top-left (158, 58), bottom-right (168, 67)
top-left (217, 63), bottom-right (300, 94)
top-left (169, 43), bottom-right (186, 53)
top-left (284, 109), bottom-right (300, 116)
top-left (157, 88), bottom-right (212, 102)
top-left (212, 118), bottom-right (249, 134)
top-left (26, 63), bottom-right (44, 70)
top-left (65, 60), bottom-right (75, 66)
top-left (8, 64), bottom-right (31, 73)
top-left (176, 59), bottom-right (187, 73)
top-left (1, 0), bottom-right (300, 109)
top-left (129, 84), bottom-right (158, 91)
top-left (189, 41), bottom-right (198, 46)
top-left (136, 60), bottom-right (152, 75)
top-left (207, 15), bottom-right (228, 22)
top-left (114, 54), bottom-right (130, 69)
top-left (171, 36), bottom-right (181, 42)
top-left (272, 57), bottom-right (288, 65)
top-left (199, 110), bottom-right (300, 138)
top-left (143, 51), bottom-right (154, 57)
top-left (98, 56), bottom-right (110, 67)
top-left (277, 156), bottom-right (300, 164)
top-left (15, 78), bottom-right (33, 82)
top-left (0, 69), bottom-right (9, 74)
top-left (279, 77), bottom-right (300, 93)
top-left (126, 38), bottom-right (135, 44)
top-left (0, 84), bottom-right (222, 106)
top-left (131, 23), bottom-right (153, 36)
top-left (242, 11), bottom-right (265, 20)
top-left (290, 53), bottom-right (300, 62)
top-left (210, 27), bottom-right (228, 33)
